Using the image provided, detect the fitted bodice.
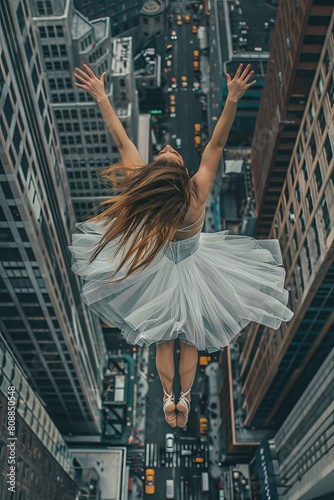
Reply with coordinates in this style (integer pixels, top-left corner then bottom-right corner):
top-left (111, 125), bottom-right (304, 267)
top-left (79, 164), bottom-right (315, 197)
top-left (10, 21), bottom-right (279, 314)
top-left (165, 231), bottom-right (201, 263)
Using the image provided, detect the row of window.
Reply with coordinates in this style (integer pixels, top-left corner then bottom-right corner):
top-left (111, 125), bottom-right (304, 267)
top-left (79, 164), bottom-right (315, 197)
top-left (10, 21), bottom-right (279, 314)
top-left (80, 34), bottom-right (92, 52)
top-left (59, 134), bottom-right (107, 145)
top-left (63, 146), bottom-right (109, 155)
top-left (44, 59), bottom-right (69, 71)
top-left (42, 44), bottom-right (67, 59)
top-left (88, 45), bottom-right (104, 64)
top-left (39, 25), bottom-right (64, 39)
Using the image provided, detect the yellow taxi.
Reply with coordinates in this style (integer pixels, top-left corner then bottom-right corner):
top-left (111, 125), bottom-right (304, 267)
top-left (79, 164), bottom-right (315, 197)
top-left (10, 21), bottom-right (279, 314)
top-left (181, 75), bottom-right (188, 88)
top-left (199, 417), bottom-right (208, 435)
top-left (193, 50), bottom-right (199, 60)
top-left (145, 469), bottom-right (155, 494)
top-left (192, 25), bottom-right (198, 34)
top-left (199, 354), bottom-right (209, 365)
top-left (194, 123), bottom-right (201, 135)
top-left (193, 60), bottom-right (200, 72)
top-left (194, 135), bottom-right (201, 148)
top-left (185, 14), bottom-right (191, 23)
top-left (176, 15), bottom-right (183, 26)
top-left (193, 456), bottom-right (205, 463)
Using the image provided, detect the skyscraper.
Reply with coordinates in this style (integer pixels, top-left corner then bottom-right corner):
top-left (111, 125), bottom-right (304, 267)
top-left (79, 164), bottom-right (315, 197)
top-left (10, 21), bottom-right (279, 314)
top-left (240, 1), bottom-right (334, 431)
top-left (0, 0), bottom-right (106, 435)
top-left (219, 0), bottom-right (334, 461)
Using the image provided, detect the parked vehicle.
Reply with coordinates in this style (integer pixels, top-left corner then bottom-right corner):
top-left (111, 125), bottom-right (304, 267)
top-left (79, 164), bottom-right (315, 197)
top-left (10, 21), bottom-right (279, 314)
top-left (166, 433), bottom-right (174, 453)
top-left (192, 24), bottom-right (198, 34)
top-left (185, 14), bottom-right (191, 23)
top-left (176, 137), bottom-right (182, 149)
top-left (145, 469), bottom-right (155, 495)
top-left (165, 43), bottom-right (173, 51)
top-left (169, 105), bottom-right (176, 118)
top-left (201, 472), bottom-right (209, 492)
top-left (193, 81), bottom-right (201, 92)
top-left (193, 49), bottom-right (199, 60)
top-left (166, 479), bottom-right (175, 499)
top-left (194, 135), bottom-right (201, 148)
top-left (171, 76), bottom-right (177, 89)
top-left (171, 31), bottom-right (177, 40)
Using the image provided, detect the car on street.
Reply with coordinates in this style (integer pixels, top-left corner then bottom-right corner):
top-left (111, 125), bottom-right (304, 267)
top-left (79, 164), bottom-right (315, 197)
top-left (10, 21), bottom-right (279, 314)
top-left (171, 31), bottom-right (177, 40)
top-left (193, 60), bottom-right (200, 73)
top-left (193, 49), bottom-right (199, 60)
top-left (166, 43), bottom-right (173, 51)
top-left (166, 59), bottom-right (172, 69)
top-left (199, 417), bottom-right (208, 434)
top-left (181, 75), bottom-right (188, 88)
top-left (171, 76), bottom-right (177, 89)
top-left (193, 456), bottom-right (204, 463)
top-left (185, 14), bottom-right (191, 23)
top-left (195, 135), bottom-right (201, 148)
top-left (193, 81), bottom-right (201, 92)
top-left (166, 479), bottom-right (175, 499)
top-left (165, 432), bottom-right (174, 453)
top-left (169, 105), bottom-right (176, 118)
top-left (145, 469), bottom-right (155, 494)
top-left (194, 123), bottom-right (201, 135)
top-left (199, 355), bottom-right (210, 365)
top-left (170, 94), bottom-right (176, 103)
top-left (176, 14), bottom-right (182, 26)
top-left (192, 24), bottom-right (198, 34)
top-left (176, 137), bottom-right (182, 149)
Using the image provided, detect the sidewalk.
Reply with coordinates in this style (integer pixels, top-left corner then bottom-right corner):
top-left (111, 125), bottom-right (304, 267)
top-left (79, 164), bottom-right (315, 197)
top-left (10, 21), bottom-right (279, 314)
top-left (205, 361), bottom-right (224, 479)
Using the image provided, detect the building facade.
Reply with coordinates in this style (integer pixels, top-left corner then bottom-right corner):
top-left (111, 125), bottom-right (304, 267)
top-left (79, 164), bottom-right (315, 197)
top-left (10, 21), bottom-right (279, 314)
top-left (273, 347), bottom-right (334, 499)
top-left (0, 335), bottom-right (78, 498)
top-left (0, 0), bottom-right (106, 435)
top-left (240, 8), bottom-right (334, 429)
top-left (251, 0), bottom-right (333, 236)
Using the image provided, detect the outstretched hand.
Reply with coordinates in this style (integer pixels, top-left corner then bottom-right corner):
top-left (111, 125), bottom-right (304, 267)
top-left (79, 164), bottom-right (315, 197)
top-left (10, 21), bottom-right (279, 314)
top-left (226, 63), bottom-right (256, 102)
top-left (73, 64), bottom-right (107, 102)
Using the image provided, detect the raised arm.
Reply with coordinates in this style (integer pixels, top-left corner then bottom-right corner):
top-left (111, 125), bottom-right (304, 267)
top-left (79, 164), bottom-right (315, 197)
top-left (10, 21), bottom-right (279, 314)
top-left (73, 64), bottom-right (144, 166)
top-left (193, 64), bottom-right (256, 200)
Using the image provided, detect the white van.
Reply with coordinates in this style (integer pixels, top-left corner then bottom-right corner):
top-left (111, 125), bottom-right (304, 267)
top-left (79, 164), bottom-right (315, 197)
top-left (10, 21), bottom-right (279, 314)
top-left (166, 479), bottom-right (174, 498)
top-left (201, 472), bottom-right (209, 492)
top-left (176, 137), bottom-right (182, 149)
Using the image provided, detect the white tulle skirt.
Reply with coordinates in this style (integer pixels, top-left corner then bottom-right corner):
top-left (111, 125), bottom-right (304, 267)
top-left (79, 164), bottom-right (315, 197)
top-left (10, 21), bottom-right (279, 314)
top-left (68, 221), bottom-right (294, 353)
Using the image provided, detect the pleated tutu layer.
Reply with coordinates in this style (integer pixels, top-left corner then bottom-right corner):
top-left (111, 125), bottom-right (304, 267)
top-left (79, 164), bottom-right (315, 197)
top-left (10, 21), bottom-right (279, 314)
top-left (68, 221), bottom-right (294, 353)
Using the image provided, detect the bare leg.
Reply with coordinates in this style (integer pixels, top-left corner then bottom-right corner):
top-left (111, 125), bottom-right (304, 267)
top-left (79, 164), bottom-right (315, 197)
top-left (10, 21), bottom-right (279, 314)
top-left (155, 340), bottom-right (176, 427)
top-left (176, 341), bottom-right (198, 427)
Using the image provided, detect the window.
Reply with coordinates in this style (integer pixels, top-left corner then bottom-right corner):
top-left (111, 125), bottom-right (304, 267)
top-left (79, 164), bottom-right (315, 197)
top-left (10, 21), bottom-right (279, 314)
top-left (47, 26), bottom-right (55, 38)
top-left (143, 17), bottom-right (148, 25)
top-left (39, 26), bottom-right (47, 38)
top-left (56, 25), bottom-right (64, 37)
top-left (323, 134), bottom-right (333, 165)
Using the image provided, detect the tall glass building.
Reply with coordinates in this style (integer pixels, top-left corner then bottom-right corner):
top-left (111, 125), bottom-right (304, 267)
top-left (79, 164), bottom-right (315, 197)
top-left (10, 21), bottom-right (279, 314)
top-left (0, 0), bottom-right (106, 435)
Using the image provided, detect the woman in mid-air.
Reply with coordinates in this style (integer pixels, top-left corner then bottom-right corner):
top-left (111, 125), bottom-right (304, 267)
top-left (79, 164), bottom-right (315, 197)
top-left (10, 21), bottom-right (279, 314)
top-left (69, 63), bottom-right (293, 428)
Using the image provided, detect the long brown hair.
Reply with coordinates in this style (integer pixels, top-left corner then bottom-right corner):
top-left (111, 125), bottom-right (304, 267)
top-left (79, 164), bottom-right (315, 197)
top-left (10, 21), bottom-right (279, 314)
top-left (82, 158), bottom-right (197, 281)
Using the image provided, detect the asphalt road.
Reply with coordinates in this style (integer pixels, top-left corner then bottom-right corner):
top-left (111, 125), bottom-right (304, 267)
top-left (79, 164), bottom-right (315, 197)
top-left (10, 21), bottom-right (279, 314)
top-left (165, 4), bottom-right (205, 177)
top-left (143, 342), bottom-right (210, 499)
